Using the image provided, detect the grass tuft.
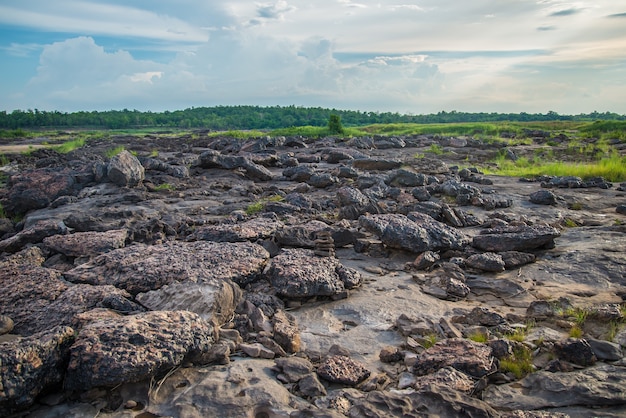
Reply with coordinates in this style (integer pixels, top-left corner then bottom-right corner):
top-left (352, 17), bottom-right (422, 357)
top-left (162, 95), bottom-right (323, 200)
top-left (105, 145), bottom-right (126, 158)
top-left (499, 346), bottom-right (534, 379)
top-left (54, 137), bottom-right (86, 154)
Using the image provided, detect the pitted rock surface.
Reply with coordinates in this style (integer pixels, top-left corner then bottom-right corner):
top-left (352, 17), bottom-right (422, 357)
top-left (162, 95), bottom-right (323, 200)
top-left (317, 355), bottom-right (371, 386)
top-left (65, 310), bottom-right (215, 390)
top-left (412, 338), bottom-right (496, 378)
top-left (64, 240), bottom-right (270, 294)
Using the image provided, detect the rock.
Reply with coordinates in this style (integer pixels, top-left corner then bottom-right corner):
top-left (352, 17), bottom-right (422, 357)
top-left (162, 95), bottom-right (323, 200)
top-left (412, 251), bottom-right (440, 270)
top-left (267, 248), bottom-right (361, 299)
top-left (413, 366), bottom-right (475, 393)
top-left (465, 307), bottom-right (507, 326)
top-left (352, 158), bottom-right (402, 171)
top-left (273, 309), bottom-right (301, 353)
top-left (317, 355), bottom-right (371, 386)
top-left (136, 280), bottom-right (242, 325)
top-left (0, 220), bottom-right (68, 253)
top-left (482, 364), bottom-right (626, 410)
top-left (307, 173), bottom-right (339, 188)
top-left (473, 225), bottom-right (560, 252)
top-left (107, 150), bottom-right (145, 187)
top-left (423, 274), bottom-right (470, 301)
top-left (188, 217), bottom-right (284, 242)
top-left (529, 190), bottom-right (559, 205)
top-left (617, 204), bottom-right (626, 215)
top-left (275, 220), bottom-right (331, 248)
top-left (0, 315), bottom-right (14, 335)
top-left (500, 251), bottom-right (536, 269)
top-left (466, 252), bottom-right (506, 272)
top-left (379, 346), bottom-right (403, 363)
top-left (412, 338), bottom-right (496, 378)
top-left (298, 373), bottom-right (327, 398)
top-left (64, 310), bottom-right (215, 391)
top-left (239, 342), bottom-right (275, 359)
top-left (196, 150), bottom-right (272, 181)
top-left (274, 356), bottom-right (314, 383)
top-left (3, 168), bottom-right (77, 216)
top-left (489, 339), bottom-right (514, 359)
top-left (554, 338), bottom-right (597, 366)
top-left (314, 230), bottom-right (335, 257)
top-left (43, 229), bottom-right (128, 258)
top-left (0, 326), bottom-right (75, 415)
top-left (587, 338), bottom-right (623, 361)
top-left (64, 241), bottom-right (269, 294)
top-left (386, 168), bottom-right (427, 187)
top-left (359, 213), bottom-right (469, 253)
top-left (336, 186), bottom-right (381, 220)
top-left (346, 385), bottom-right (498, 417)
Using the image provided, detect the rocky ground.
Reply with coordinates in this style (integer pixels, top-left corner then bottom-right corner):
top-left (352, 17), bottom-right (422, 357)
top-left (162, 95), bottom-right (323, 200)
top-left (0, 130), bottom-right (625, 417)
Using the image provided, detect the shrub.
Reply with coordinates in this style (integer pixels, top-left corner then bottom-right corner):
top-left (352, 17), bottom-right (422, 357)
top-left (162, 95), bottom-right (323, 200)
top-left (328, 114), bottom-right (344, 135)
top-left (499, 346), bottom-right (534, 379)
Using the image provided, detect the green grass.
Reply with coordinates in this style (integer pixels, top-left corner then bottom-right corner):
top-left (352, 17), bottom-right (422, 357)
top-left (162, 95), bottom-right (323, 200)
top-left (105, 145), bottom-right (126, 158)
top-left (245, 194), bottom-right (284, 215)
top-left (207, 130), bottom-right (268, 139)
top-left (499, 346), bottom-right (534, 379)
top-left (152, 183), bottom-right (174, 191)
top-left (483, 153), bottom-right (626, 182)
top-left (421, 333), bottom-right (439, 349)
top-left (563, 218), bottom-right (578, 228)
top-left (53, 137), bottom-right (86, 154)
top-left (467, 331), bottom-right (489, 343)
top-left (0, 203), bottom-right (5, 219)
top-left (0, 154), bottom-right (9, 166)
top-left (269, 125), bottom-right (368, 138)
top-left (569, 325), bottom-right (584, 338)
top-left (425, 144), bottom-right (445, 155)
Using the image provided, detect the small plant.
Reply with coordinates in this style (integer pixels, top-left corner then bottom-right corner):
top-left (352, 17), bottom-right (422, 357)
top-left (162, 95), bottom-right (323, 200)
top-left (0, 203), bottom-right (5, 219)
top-left (563, 218), bottom-right (578, 228)
top-left (569, 202), bottom-right (583, 210)
top-left (468, 331), bottom-right (489, 343)
top-left (607, 321), bottom-right (621, 341)
top-left (54, 137), bottom-right (86, 154)
top-left (564, 307), bottom-right (588, 326)
top-left (328, 114), bottom-right (344, 135)
top-left (422, 333), bottom-right (439, 349)
top-left (105, 145), bottom-right (126, 158)
top-left (149, 149), bottom-right (159, 157)
top-left (569, 325), bottom-right (584, 338)
top-left (0, 154), bottom-right (9, 166)
top-left (426, 144), bottom-right (445, 155)
top-left (499, 346), bottom-right (534, 379)
top-left (244, 194), bottom-right (284, 216)
top-left (153, 183), bottom-right (174, 191)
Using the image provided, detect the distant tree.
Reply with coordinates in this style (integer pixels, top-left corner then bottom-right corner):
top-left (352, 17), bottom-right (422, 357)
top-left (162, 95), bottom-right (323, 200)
top-left (328, 113), bottom-right (344, 134)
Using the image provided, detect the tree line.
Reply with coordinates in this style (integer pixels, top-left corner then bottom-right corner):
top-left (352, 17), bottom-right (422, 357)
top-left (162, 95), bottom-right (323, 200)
top-left (0, 106), bottom-right (624, 130)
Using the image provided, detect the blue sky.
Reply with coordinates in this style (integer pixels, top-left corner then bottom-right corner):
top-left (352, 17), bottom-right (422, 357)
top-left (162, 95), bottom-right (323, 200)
top-left (1, 0), bottom-right (625, 114)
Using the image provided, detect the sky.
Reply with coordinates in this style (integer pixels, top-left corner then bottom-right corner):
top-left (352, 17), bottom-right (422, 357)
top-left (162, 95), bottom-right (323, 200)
top-left (1, 0), bottom-right (626, 115)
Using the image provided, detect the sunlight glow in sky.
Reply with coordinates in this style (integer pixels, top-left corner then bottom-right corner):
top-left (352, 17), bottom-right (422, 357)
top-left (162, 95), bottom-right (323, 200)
top-left (1, 0), bottom-right (625, 114)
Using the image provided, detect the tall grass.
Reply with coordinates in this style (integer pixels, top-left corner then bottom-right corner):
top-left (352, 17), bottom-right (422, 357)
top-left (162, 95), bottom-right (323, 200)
top-left (484, 153), bottom-right (626, 182)
top-left (269, 125), bottom-right (368, 138)
top-left (54, 137), bottom-right (86, 154)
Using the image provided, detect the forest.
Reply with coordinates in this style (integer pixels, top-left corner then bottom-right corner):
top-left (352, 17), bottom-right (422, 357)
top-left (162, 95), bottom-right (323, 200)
top-left (1, 106), bottom-right (625, 131)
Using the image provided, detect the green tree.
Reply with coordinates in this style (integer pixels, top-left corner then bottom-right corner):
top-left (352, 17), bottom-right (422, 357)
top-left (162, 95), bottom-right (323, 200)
top-left (328, 113), bottom-right (344, 134)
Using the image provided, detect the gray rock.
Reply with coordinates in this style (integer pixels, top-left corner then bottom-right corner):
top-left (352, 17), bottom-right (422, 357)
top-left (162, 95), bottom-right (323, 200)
top-left (298, 373), bottom-right (327, 398)
top-left (240, 342), bottom-right (275, 359)
top-left (273, 309), bottom-right (301, 353)
top-left (359, 213), bottom-right (469, 253)
top-left (423, 275), bottom-right (470, 301)
top-left (64, 241), bottom-right (269, 294)
top-left (307, 173), bottom-right (339, 188)
top-left (188, 217), bottom-right (284, 242)
top-left (136, 280), bottom-right (242, 325)
top-left (267, 249), bottom-right (361, 299)
top-left (65, 310), bottom-right (215, 390)
top-left (617, 204), bottom-right (626, 215)
top-left (352, 158), bottom-right (402, 171)
top-left (588, 338), bottom-right (623, 361)
top-left (317, 355), bottom-right (371, 386)
top-left (0, 326), bottom-right (75, 415)
top-left (473, 225), bottom-right (560, 252)
top-left (465, 307), bottom-right (507, 326)
top-left (500, 251), bottom-right (536, 269)
top-left (43, 229), bottom-right (128, 258)
top-left (413, 250), bottom-right (440, 270)
top-left (466, 252), bottom-right (506, 272)
top-left (3, 168), bottom-right (77, 216)
top-left (483, 364), bottom-right (626, 410)
top-left (413, 366), bottom-right (475, 393)
top-left (412, 338), bottom-right (496, 378)
top-left (0, 315), bottom-right (14, 335)
top-left (0, 220), bottom-right (68, 253)
top-left (274, 356), bottom-right (314, 382)
top-left (346, 385), bottom-right (498, 417)
top-left (554, 338), bottom-right (597, 366)
top-left (386, 168), bottom-right (427, 187)
top-left (107, 150), bottom-right (145, 187)
top-left (529, 190), bottom-right (559, 205)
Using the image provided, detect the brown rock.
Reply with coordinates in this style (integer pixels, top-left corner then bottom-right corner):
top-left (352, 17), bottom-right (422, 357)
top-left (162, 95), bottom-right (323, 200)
top-left (317, 355), bottom-right (371, 386)
top-left (412, 338), bottom-right (496, 378)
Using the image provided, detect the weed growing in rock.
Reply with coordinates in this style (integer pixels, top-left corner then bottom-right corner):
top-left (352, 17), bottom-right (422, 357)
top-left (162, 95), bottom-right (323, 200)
top-left (422, 334), bottom-right (439, 349)
top-left (499, 346), bottom-right (534, 379)
top-left (467, 331), bottom-right (489, 343)
top-left (569, 325), bottom-right (584, 338)
top-left (153, 183), bottom-right (174, 191)
top-left (105, 146), bottom-right (126, 158)
top-left (0, 154), bottom-right (10, 166)
top-left (245, 194), bottom-right (284, 215)
top-left (0, 203), bottom-right (5, 219)
top-left (426, 144), bottom-right (445, 155)
top-left (563, 218), bottom-right (578, 228)
top-left (54, 137), bottom-right (86, 154)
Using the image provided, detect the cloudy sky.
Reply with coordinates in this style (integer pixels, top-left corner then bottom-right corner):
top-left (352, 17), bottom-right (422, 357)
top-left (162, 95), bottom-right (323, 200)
top-left (1, 0), bottom-right (625, 114)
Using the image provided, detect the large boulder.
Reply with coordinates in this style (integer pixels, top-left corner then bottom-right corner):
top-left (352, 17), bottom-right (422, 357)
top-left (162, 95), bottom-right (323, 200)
top-left (472, 225), bottom-right (560, 252)
top-left (64, 310), bottom-right (215, 391)
top-left (107, 150), bottom-right (145, 187)
top-left (359, 213), bottom-right (469, 253)
top-left (188, 217), bottom-right (284, 242)
top-left (2, 168), bottom-right (77, 216)
top-left (64, 241), bottom-right (270, 295)
top-left (0, 326), bottom-right (75, 415)
top-left (483, 364), bottom-right (626, 411)
top-left (267, 248), bottom-right (362, 299)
